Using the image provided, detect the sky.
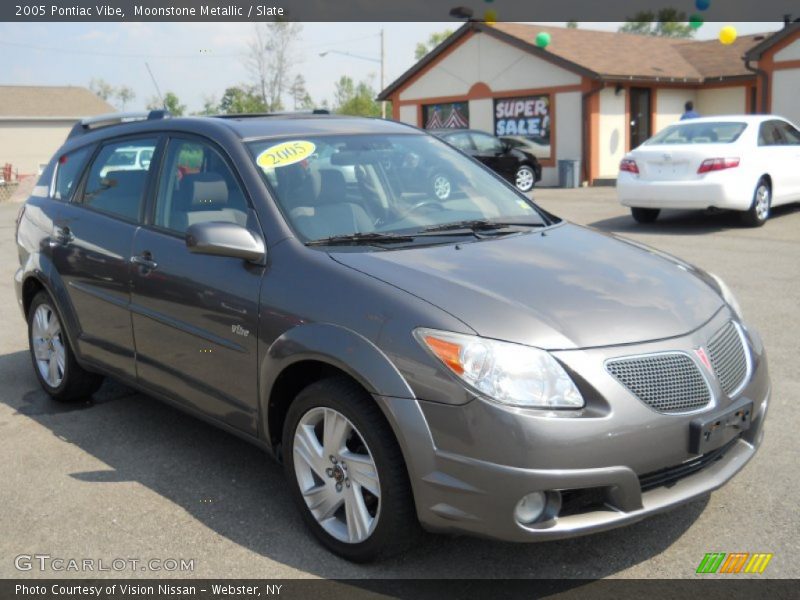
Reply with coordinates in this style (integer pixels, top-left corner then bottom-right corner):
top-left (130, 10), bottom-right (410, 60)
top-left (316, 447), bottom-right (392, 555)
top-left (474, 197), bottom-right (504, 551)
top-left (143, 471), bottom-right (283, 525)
top-left (0, 21), bottom-right (784, 113)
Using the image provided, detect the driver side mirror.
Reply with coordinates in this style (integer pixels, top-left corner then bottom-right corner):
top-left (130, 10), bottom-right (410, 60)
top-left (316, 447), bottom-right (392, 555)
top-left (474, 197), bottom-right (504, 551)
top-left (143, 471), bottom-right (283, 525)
top-left (185, 222), bottom-right (266, 263)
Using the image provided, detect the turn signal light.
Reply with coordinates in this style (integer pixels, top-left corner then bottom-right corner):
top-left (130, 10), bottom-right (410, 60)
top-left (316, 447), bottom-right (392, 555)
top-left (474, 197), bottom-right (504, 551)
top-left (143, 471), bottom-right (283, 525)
top-left (697, 157), bottom-right (740, 174)
top-left (619, 158), bottom-right (639, 174)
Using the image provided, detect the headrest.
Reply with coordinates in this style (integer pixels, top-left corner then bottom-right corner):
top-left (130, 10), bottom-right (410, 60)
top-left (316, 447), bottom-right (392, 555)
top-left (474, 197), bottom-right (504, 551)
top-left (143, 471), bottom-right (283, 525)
top-left (181, 172), bottom-right (228, 208)
top-left (315, 169), bottom-right (347, 205)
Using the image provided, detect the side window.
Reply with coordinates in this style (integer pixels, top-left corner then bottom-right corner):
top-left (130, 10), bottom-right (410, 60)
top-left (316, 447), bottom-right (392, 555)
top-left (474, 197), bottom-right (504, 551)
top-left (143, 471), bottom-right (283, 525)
top-left (79, 138), bottom-right (158, 221)
top-left (777, 122), bottom-right (800, 145)
top-left (54, 146), bottom-right (92, 200)
top-left (446, 132), bottom-right (474, 152)
top-left (471, 132), bottom-right (503, 154)
top-left (154, 139), bottom-right (249, 234)
top-left (758, 121), bottom-right (784, 146)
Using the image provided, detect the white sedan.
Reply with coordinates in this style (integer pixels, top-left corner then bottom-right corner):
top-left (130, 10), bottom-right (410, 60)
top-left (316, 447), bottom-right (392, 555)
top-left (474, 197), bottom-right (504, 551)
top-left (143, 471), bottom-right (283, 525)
top-left (617, 115), bottom-right (800, 226)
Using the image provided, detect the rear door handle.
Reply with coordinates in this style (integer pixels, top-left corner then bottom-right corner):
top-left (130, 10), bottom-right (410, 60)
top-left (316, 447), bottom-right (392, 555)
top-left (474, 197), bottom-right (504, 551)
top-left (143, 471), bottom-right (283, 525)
top-left (130, 252), bottom-right (158, 271)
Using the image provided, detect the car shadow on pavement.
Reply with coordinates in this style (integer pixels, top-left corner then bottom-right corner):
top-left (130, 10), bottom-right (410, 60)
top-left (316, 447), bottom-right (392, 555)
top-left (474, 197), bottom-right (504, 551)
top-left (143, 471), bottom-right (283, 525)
top-left (588, 204), bottom-right (800, 236)
top-left (1, 349), bottom-right (709, 580)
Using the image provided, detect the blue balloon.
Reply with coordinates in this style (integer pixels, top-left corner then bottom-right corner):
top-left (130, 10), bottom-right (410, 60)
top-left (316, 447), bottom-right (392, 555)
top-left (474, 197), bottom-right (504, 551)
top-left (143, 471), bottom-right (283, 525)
top-left (695, 0), bottom-right (710, 11)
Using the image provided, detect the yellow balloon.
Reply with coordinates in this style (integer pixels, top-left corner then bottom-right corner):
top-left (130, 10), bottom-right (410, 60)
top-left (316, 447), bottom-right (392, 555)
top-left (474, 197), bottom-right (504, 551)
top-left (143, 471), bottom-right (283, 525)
top-left (483, 9), bottom-right (497, 24)
top-left (719, 26), bottom-right (737, 45)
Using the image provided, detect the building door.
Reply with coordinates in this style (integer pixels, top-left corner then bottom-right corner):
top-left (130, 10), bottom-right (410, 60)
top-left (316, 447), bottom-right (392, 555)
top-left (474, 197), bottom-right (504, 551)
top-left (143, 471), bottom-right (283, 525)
top-left (629, 88), bottom-right (652, 149)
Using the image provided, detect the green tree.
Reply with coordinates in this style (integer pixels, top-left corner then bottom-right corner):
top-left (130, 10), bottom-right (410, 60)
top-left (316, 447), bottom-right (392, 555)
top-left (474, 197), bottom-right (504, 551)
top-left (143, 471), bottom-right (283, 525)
top-left (620, 9), bottom-right (695, 38)
top-left (115, 86), bottom-right (135, 110)
top-left (217, 86), bottom-right (268, 114)
top-left (289, 74), bottom-right (315, 110)
top-left (333, 76), bottom-right (381, 117)
top-left (414, 29), bottom-right (454, 60)
top-left (89, 78), bottom-right (115, 102)
top-left (566, 21), bottom-right (579, 29)
top-left (147, 91), bottom-right (186, 116)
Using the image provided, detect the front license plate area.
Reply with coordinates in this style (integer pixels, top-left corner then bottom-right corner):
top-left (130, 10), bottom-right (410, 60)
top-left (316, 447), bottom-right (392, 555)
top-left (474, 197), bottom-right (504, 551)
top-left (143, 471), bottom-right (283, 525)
top-left (689, 399), bottom-right (752, 455)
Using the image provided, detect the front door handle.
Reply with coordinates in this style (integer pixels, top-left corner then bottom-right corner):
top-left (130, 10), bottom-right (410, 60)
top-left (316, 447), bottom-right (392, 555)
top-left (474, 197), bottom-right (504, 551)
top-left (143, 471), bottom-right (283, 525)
top-left (130, 252), bottom-right (158, 271)
top-left (49, 226), bottom-right (74, 247)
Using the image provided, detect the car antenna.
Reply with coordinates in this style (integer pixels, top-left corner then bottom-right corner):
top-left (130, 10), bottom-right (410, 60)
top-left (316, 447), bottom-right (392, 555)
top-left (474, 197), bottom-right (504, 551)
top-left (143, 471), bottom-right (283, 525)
top-left (145, 62), bottom-right (165, 109)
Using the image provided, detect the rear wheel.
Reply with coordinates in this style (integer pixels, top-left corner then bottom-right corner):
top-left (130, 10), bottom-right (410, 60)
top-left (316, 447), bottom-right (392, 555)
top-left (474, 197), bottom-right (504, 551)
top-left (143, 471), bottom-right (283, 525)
top-left (741, 179), bottom-right (771, 227)
top-left (282, 376), bottom-right (420, 562)
top-left (27, 291), bottom-right (103, 401)
top-left (631, 207), bottom-right (660, 223)
top-left (515, 165), bottom-right (536, 193)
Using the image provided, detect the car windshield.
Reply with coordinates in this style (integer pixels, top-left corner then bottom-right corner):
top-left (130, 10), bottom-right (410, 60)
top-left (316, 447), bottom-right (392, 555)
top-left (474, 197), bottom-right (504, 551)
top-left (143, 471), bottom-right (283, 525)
top-left (645, 122), bottom-right (747, 145)
top-left (248, 133), bottom-right (548, 245)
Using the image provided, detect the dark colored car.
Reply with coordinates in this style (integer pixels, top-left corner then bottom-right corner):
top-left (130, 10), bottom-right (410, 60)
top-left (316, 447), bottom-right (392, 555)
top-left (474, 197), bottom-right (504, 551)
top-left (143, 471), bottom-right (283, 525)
top-left (432, 129), bottom-right (542, 193)
top-left (15, 111), bottom-right (768, 562)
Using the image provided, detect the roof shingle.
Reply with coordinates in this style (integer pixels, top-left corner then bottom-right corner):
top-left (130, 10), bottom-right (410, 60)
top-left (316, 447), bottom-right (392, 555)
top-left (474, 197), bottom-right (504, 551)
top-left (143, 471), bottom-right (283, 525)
top-left (0, 85), bottom-right (115, 118)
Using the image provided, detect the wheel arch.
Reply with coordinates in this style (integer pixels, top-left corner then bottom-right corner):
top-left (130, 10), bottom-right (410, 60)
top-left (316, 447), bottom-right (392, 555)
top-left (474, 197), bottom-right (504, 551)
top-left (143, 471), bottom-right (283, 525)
top-left (260, 323), bottom-right (415, 455)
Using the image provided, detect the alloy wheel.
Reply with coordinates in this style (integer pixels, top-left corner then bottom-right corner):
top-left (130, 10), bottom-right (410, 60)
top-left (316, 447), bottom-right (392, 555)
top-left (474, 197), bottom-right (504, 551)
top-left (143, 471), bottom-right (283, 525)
top-left (293, 407), bottom-right (381, 544)
top-left (31, 304), bottom-right (66, 388)
top-left (516, 166), bottom-right (535, 192)
top-left (755, 184), bottom-right (770, 221)
top-left (432, 174), bottom-right (451, 200)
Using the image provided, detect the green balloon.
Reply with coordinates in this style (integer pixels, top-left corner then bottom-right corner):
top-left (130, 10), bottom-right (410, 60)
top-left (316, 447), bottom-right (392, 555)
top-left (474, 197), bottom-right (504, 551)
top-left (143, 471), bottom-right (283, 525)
top-left (536, 32), bottom-right (551, 48)
top-left (689, 14), bottom-right (704, 29)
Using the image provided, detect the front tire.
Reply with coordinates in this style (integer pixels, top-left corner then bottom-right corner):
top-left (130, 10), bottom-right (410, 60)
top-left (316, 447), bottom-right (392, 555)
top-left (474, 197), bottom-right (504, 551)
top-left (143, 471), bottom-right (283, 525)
top-left (515, 165), bottom-right (536, 193)
top-left (741, 179), bottom-right (771, 227)
top-left (282, 376), bottom-right (420, 562)
top-left (27, 291), bottom-right (103, 402)
top-left (631, 207), bottom-right (660, 223)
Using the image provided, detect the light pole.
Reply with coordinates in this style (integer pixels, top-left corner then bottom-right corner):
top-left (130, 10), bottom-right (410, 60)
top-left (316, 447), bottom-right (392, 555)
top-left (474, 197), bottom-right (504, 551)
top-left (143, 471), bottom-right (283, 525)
top-left (319, 29), bottom-right (386, 118)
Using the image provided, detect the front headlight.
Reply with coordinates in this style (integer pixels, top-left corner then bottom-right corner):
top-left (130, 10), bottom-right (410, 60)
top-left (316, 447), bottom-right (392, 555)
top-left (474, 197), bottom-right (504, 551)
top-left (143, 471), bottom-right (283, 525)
top-left (414, 328), bottom-right (584, 409)
top-left (709, 273), bottom-right (743, 320)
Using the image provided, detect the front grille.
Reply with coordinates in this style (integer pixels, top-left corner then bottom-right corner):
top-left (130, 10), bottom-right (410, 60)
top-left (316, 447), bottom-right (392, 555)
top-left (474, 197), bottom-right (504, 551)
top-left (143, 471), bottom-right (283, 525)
top-left (707, 321), bottom-right (749, 397)
top-left (606, 353), bottom-right (711, 414)
top-left (639, 437), bottom-right (739, 491)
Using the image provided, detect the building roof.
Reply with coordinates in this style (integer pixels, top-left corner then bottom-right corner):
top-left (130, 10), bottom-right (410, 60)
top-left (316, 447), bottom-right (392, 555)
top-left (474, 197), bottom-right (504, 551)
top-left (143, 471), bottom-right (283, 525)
top-left (379, 23), bottom-right (778, 100)
top-left (0, 85), bottom-right (115, 118)
top-left (744, 22), bottom-right (800, 59)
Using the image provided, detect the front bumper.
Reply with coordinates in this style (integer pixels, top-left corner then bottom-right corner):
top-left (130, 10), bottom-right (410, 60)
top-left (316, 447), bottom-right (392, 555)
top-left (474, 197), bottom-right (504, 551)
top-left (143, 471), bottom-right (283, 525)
top-left (376, 312), bottom-right (769, 542)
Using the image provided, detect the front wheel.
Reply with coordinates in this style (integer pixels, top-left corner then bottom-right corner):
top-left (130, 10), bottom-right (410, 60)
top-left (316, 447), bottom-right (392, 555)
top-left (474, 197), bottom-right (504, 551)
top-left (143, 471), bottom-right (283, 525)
top-left (741, 179), bottom-right (771, 227)
top-left (27, 291), bottom-right (103, 401)
top-left (430, 172), bottom-right (452, 201)
top-left (631, 207), bottom-right (660, 223)
top-left (515, 165), bottom-right (536, 193)
top-left (282, 376), bottom-right (420, 562)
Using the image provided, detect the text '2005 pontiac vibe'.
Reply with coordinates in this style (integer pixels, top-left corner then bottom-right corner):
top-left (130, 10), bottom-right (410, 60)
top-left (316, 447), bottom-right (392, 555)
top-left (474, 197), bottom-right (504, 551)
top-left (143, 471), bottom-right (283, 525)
top-left (15, 111), bottom-right (768, 561)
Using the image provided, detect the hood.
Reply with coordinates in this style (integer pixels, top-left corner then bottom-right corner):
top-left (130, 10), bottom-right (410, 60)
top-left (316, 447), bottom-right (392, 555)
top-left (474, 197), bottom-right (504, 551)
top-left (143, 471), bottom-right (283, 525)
top-left (331, 224), bottom-right (723, 350)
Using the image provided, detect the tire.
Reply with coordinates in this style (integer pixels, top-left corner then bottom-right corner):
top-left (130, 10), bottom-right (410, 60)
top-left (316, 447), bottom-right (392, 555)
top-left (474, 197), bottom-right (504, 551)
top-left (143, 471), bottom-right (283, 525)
top-left (430, 172), bottom-right (452, 201)
top-left (741, 178), bottom-right (771, 227)
top-left (27, 291), bottom-right (103, 402)
top-left (631, 207), bottom-right (660, 224)
top-left (282, 376), bottom-right (420, 562)
top-left (515, 165), bottom-right (536, 193)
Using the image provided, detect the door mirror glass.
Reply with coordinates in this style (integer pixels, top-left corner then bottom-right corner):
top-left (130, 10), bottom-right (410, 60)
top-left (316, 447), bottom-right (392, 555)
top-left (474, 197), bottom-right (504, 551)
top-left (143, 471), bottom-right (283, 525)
top-left (185, 222), bottom-right (265, 262)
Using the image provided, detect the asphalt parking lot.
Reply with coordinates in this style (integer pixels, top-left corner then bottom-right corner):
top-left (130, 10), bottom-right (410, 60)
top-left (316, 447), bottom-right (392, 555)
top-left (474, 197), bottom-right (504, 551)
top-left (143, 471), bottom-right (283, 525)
top-left (0, 188), bottom-right (798, 580)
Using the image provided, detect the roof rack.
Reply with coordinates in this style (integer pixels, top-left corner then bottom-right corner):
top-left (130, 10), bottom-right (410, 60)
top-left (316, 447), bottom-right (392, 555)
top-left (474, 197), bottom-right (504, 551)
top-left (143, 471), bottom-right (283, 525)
top-left (212, 109), bottom-right (331, 119)
top-left (67, 110), bottom-right (170, 139)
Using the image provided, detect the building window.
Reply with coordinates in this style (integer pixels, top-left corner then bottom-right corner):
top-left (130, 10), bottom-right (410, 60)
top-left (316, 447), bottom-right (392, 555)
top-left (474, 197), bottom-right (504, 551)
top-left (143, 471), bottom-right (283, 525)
top-left (494, 95), bottom-right (551, 159)
top-left (423, 102), bottom-right (469, 129)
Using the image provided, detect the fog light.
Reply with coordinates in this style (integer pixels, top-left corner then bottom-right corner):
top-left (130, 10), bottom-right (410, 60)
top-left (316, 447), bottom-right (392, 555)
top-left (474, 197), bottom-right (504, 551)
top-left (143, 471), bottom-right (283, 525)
top-left (514, 491), bottom-right (547, 524)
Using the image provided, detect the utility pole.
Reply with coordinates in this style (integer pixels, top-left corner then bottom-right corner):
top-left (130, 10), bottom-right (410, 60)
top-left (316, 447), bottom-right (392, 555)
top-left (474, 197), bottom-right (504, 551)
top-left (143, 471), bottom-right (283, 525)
top-left (380, 29), bottom-right (386, 119)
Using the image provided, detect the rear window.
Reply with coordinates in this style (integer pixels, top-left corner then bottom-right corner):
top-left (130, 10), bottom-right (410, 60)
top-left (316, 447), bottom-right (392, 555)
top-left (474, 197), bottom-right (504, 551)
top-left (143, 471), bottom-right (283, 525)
top-left (646, 122), bottom-right (747, 145)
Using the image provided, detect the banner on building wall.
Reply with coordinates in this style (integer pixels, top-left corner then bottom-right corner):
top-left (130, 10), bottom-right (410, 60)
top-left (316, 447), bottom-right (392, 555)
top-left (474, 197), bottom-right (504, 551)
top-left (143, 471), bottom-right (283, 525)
top-left (494, 95), bottom-right (551, 158)
top-left (423, 102), bottom-right (469, 129)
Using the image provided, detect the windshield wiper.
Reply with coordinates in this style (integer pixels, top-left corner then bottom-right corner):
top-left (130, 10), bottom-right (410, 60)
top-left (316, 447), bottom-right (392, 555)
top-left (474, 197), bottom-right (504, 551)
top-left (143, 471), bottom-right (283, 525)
top-left (305, 232), bottom-right (415, 247)
top-left (416, 219), bottom-right (545, 235)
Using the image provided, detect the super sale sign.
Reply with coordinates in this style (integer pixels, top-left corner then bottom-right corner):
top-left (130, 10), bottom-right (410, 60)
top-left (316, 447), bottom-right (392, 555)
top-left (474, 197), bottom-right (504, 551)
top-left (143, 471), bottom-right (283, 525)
top-left (494, 95), bottom-right (551, 138)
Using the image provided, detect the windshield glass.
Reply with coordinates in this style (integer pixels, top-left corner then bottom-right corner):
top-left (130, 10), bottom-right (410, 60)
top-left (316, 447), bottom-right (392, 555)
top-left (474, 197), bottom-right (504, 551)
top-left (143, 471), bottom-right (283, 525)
top-left (247, 133), bottom-right (547, 244)
top-left (646, 122), bottom-right (747, 145)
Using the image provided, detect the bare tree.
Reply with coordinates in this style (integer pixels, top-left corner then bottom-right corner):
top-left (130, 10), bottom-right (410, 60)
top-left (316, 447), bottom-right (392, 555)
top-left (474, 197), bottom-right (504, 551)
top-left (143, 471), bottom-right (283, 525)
top-left (245, 22), bottom-right (303, 111)
top-left (89, 78), bottom-right (115, 102)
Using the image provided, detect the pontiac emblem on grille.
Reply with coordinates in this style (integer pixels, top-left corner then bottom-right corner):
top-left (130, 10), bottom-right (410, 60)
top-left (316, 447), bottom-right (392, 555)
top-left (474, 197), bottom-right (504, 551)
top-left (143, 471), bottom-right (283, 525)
top-left (695, 347), bottom-right (712, 371)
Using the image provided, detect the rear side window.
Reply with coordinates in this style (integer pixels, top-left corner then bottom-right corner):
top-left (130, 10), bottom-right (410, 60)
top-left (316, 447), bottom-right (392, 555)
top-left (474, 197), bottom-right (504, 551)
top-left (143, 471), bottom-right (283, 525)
top-left (647, 122), bottom-right (747, 145)
top-left (153, 138), bottom-right (250, 234)
top-left (777, 121), bottom-right (800, 145)
top-left (78, 138), bottom-right (158, 221)
top-left (54, 146), bottom-right (92, 200)
top-left (445, 132), bottom-right (474, 152)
